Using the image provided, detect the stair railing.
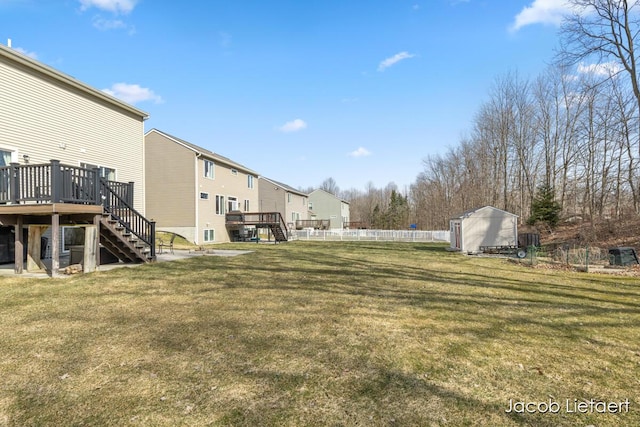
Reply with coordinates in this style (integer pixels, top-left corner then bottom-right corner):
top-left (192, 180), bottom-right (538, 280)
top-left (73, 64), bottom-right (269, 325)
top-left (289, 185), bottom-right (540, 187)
top-left (100, 179), bottom-right (155, 258)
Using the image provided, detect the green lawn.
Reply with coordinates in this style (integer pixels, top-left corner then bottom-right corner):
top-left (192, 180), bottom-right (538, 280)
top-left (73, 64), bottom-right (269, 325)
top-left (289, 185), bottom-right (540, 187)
top-left (0, 241), bottom-right (638, 426)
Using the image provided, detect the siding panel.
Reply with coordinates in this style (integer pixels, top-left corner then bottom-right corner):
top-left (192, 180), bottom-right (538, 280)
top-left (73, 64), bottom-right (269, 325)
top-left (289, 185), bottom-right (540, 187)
top-left (0, 57), bottom-right (145, 212)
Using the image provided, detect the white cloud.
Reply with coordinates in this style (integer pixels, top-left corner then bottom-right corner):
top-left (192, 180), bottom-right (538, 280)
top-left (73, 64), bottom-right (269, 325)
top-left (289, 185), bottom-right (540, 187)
top-left (14, 47), bottom-right (38, 59)
top-left (348, 147), bottom-right (372, 158)
top-left (378, 51), bottom-right (416, 72)
top-left (79, 0), bottom-right (137, 14)
top-left (278, 119), bottom-right (307, 133)
top-left (92, 16), bottom-right (125, 30)
top-left (510, 0), bottom-right (572, 32)
top-left (102, 83), bottom-right (163, 104)
top-left (577, 61), bottom-right (622, 77)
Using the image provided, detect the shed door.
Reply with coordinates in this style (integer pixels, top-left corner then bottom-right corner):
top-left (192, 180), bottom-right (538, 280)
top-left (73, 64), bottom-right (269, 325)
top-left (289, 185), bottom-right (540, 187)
top-left (454, 222), bottom-right (461, 250)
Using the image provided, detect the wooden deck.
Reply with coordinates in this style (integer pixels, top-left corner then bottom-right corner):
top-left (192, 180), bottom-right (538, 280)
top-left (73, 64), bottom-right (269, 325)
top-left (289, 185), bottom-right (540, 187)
top-left (0, 203), bottom-right (103, 216)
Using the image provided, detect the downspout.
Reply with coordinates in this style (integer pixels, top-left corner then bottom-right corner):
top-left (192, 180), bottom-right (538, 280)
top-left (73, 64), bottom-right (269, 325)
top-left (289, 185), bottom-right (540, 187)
top-left (195, 151), bottom-right (202, 245)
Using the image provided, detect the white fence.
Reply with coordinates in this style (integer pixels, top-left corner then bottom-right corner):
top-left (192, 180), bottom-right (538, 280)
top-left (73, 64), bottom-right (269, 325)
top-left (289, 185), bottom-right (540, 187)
top-left (289, 229), bottom-right (450, 242)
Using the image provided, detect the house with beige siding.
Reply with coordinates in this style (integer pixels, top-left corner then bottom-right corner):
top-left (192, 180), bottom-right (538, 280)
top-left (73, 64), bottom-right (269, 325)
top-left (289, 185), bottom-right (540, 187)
top-left (0, 43), bottom-right (154, 275)
top-left (308, 189), bottom-right (350, 229)
top-left (144, 129), bottom-right (259, 244)
top-left (258, 177), bottom-right (309, 229)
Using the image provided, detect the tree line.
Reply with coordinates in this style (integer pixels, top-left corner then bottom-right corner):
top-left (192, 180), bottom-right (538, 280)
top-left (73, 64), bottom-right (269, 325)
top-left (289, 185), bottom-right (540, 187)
top-left (311, 2), bottom-right (640, 231)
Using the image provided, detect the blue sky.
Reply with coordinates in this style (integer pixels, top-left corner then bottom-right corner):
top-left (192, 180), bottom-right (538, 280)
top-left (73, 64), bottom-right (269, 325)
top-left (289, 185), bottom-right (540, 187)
top-left (1, 0), bottom-right (572, 191)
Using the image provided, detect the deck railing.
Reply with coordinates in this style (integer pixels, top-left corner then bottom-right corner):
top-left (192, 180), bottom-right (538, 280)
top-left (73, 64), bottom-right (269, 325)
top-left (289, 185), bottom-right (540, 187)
top-left (101, 179), bottom-right (155, 258)
top-left (0, 160), bottom-right (155, 258)
top-left (295, 219), bottom-right (331, 230)
top-left (0, 160), bottom-right (108, 205)
top-left (226, 211), bottom-right (289, 237)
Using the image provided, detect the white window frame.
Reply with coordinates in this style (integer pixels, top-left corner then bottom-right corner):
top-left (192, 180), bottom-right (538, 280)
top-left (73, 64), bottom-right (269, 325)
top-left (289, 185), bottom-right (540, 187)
top-left (0, 147), bottom-right (18, 166)
top-left (231, 169), bottom-right (238, 176)
top-left (204, 160), bottom-right (215, 179)
top-left (247, 175), bottom-right (254, 189)
top-left (243, 199), bottom-right (250, 211)
top-left (80, 162), bottom-right (117, 181)
top-left (203, 229), bottom-right (215, 242)
top-left (227, 196), bottom-right (238, 212)
top-left (215, 195), bottom-right (226, 215)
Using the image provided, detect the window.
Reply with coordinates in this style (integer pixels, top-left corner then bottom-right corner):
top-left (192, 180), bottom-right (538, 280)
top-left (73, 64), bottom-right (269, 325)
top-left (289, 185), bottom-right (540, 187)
top-left (303, 198), bottom-right (306, 206)
top-left (247, 175), bottom-right (254, 189)
top-left (244, 199), bottom-right (250, 211)
top-left (309, 202), bottom-right (313, 210)
top-left (231, 169), bottom-right (238, 176)
top-left (228, 196), bottom-right (238, 212)
top-left (204, 160), bottom-right (214, 179)
top-left (0, 149), bottom-right (14, 166)
top-left (81, 162), bottom-right (116, 181)
top-left (292, 212), bottom-right (300, 221)
top-left (287, 193), bottom-right (292, 203)
top-left (215, 195), bottom-right (225, 215)
top-left (203, 229), bottom-right (215, 242)
top-left (200, 192), bottom-right (209, 200)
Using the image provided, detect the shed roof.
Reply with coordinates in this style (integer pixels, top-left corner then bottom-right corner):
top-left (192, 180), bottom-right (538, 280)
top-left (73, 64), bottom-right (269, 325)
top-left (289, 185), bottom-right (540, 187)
top-left (0, 43), bottom-right (148, 120)
top-left (145, 128), bottom-right (259, 176)
top-left (450, 205), bottom-right (517, 220)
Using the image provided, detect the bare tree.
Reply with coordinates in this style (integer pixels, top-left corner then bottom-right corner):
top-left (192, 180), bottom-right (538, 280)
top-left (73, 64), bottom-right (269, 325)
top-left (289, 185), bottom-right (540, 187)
top-left (559, 0), bottom-right (640, 212)
top-left (320, 177), bottom-right (340, 195)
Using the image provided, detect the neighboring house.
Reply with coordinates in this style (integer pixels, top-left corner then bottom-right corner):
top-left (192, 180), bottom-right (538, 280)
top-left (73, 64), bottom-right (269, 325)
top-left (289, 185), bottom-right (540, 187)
top-left (144, 129), bottom-right (259, 244)
top-left (449, 206), bottom-right (518, 254)
top-left (258, 177), bottom-right (308, 229)
top-left (308, 189), bottom-right (350, 229)
top-left (0, 42), bottom-right (153, 275)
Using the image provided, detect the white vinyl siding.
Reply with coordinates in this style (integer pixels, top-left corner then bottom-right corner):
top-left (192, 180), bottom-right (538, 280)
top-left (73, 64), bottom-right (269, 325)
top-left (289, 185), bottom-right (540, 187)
top-left (0, 53), bottom-right (146, 212)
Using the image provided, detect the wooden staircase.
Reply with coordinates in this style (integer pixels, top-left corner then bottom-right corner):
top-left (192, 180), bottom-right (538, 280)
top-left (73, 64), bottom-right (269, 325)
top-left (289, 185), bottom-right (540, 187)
top-left (100, 213), bottom-right (153, 263)
top-left (226, 211), bottom-right (289, 242)
top-left (268, 223), bottom-right (288, 242)
top-left (98, 179), bottom-right (156, 263)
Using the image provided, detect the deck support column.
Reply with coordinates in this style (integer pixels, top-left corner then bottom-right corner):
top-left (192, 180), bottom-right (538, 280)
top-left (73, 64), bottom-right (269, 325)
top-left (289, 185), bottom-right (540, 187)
top-left (14, 216), bottom-right (23, 274)
top-left (51, 213), bottom-right (60, 278)
top-left (27, 225), bottom-right (47, 272)
top-left (83, 224), bottom-right (98, 273)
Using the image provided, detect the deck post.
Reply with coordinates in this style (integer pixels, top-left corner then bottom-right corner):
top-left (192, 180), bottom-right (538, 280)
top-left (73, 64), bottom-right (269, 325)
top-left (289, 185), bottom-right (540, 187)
top-left (14, 216), bottom-right (23, 274)
top-left (94, 214), bottom-right (101, 269)
top-left (27, 225), bottom-right (47, 272)
top-left (9, 163), bottom-right (19, 204)
top-left (50, 160), bottom-right (62, 203)
top-left (92, 168), bottom-right (101, 205)
top-left (150, 220), bottom-right (156, 258)
top-left (51, 213), bottom-right (60, 277)
top-left (83, 224), bottom-right (97, 273)
top-left (128, 181), bottom-right (135, 206)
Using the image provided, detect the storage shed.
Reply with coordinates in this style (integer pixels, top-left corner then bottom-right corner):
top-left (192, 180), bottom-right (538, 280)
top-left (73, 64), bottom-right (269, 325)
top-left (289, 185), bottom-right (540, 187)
top-left (450, 206), bottom-right (518, 254)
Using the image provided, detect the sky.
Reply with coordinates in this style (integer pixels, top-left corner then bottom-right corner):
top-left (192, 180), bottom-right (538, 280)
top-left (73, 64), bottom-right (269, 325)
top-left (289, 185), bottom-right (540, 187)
top-left (0, 0), bottom-right (575, 192)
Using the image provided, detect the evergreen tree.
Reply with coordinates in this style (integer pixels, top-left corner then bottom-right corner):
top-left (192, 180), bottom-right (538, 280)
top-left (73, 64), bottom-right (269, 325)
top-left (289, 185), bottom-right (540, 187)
top-left (528, 185), bottom-right (562, 228)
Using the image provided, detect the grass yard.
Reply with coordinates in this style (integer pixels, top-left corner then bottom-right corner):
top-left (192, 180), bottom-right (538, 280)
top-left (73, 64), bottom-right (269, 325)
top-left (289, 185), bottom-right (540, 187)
top-left (0, 241), bottom-right (638, 426)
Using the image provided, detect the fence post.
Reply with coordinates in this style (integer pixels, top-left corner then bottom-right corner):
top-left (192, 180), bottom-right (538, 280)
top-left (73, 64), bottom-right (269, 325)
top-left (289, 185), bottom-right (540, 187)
top-left (585, 246), bottom-right (590, 273)
top-left (50, 160), bottom-right (61, 203)
top-left (9, 163), bottom-right (19, 204)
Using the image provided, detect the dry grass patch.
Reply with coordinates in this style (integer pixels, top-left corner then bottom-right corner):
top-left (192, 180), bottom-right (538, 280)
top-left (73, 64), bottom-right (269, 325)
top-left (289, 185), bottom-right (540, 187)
top-left (0, 241), bottom-right (638, 426)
